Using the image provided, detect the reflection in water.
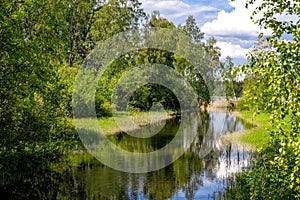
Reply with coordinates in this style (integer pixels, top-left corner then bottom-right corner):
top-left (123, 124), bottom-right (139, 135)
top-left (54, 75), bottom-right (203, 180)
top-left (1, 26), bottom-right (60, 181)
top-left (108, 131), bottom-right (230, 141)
top-left (0, 112), bottom-right (253, 199)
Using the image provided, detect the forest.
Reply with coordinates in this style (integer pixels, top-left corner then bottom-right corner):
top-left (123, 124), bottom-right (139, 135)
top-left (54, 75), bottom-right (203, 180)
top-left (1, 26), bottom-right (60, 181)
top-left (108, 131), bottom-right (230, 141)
top-left (0, 0), bottom-right (299, 199)
top-left (1, 0), bottom-right (221, 180)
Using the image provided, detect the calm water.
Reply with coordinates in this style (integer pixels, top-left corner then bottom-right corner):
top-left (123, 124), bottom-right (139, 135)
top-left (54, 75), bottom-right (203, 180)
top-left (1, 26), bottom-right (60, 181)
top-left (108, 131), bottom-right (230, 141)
top-left (1, 112), bottom-right (253, 200)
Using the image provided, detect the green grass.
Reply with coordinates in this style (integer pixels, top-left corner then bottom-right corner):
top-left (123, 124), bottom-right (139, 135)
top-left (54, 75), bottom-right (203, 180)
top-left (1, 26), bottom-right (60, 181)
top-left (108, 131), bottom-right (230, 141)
top-left (237, 110), bottom-right (291, 149)
top-left (69, 111), bottom-right (176, 166)
top-left (75, 111), bottom-right (176, 135)
top-left (100, 111), bottom-right (176, 134)
top-left (238, 111), bottom-right (272, 149)
top-left (66, 150), bottom-right (101, 167)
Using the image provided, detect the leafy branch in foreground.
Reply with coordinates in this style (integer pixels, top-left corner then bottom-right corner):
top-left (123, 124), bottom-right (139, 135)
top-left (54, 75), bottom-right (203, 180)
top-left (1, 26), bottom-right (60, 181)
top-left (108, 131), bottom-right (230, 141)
top-left (229, 0), bottom-right (300, 199)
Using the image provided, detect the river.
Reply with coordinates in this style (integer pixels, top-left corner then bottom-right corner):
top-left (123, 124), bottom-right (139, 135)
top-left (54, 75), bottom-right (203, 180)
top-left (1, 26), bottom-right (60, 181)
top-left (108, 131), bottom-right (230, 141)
top-left (1, 112), bottom-right (253, 199)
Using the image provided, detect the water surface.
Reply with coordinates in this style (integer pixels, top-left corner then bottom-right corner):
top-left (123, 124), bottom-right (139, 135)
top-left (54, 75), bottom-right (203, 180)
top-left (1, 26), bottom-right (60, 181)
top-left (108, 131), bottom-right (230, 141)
top-left (1, 112), bottom-right (253, 199)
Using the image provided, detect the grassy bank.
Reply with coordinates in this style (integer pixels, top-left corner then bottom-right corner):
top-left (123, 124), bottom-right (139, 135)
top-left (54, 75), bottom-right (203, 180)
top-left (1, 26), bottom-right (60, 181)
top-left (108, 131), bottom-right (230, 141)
top-left (219, 110), bottom-right (272, 151)
top-left (237, 111), bottom-right (272, 149)
top-left (227, 110), bottom-right (291, 150)
top-left (74, 111), bottom-right (176, 135)
top-left (68, 111), bottom-right (176, 166)
top-left (98, 111), bottom-right (176, 135)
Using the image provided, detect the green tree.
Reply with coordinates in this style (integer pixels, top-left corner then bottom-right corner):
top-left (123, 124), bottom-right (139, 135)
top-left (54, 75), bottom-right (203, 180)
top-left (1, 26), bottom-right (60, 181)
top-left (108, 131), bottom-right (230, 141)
top-left (238, 38), bottom-right (276, 111)
top-left (87, 0), bottom-right (145, 49)
top-left (178, 16), bottom-right (204, 43)
top-left (231, 0), bottom-right (300, 198)
top-left (0, 0), bottom-right (75, 177)
top-left (220, 56), bottom-right (242, 100)
top-left (65, 0), bottom-right (145, 66)
top-left (175, 16), bottom-right (221, 107)
top-left (66, 0), bottom-right (100, 66)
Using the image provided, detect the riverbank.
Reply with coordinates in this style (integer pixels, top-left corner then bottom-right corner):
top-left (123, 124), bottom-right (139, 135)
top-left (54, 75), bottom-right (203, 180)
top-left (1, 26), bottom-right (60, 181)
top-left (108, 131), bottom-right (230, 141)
top-left (220, 111), bottom-right (271, 152)
top-left (74, 100), bottom-right (270, 153)
top-left (208, 99), bottom-right (271, 151)
top-left (75, 111), bottom-right (176, 135)
top-left (75, 101), bottom-right (270, 152)
top-left (60, 111), bottom-right (257, 199)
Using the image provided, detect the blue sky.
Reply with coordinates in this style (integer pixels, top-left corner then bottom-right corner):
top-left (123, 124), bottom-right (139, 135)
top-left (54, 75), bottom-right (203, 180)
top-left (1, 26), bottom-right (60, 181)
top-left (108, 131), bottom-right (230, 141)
top-left (140, 0), bottom-right (272, 65)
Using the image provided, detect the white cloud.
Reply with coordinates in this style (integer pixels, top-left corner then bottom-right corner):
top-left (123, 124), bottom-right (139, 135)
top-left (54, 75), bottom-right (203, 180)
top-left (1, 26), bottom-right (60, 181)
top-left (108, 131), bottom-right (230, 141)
top-left (200, 0), bottom-right (272, 60)
top-left (201, 0), bottom-right (271, 37)
top-left (141, 0), bottom-right (218, 24)
top-left (217, 42), bottom-right (251, 59)
top-left (141, 0), bottom-right (295, 63)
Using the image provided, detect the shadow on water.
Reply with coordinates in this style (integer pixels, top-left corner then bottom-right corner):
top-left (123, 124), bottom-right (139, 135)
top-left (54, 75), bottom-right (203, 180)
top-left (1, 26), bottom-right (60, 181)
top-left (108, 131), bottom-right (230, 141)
top-left (0, 112), bottom-right (255, 200)
top-left (107, 115), bottom-right (180, 153)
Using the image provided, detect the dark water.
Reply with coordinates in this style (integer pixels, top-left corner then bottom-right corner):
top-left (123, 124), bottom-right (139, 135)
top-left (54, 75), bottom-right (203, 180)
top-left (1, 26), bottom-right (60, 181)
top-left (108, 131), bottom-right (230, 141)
top-left (1, 112), bottom-right (253, 200)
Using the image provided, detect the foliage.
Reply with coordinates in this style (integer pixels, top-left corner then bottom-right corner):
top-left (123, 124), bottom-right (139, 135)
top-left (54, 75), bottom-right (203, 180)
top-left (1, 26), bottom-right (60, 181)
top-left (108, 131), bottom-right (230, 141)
top-left (0, 0), bottom-right (224, 185)
top-left (220, 56), bottom-right (243, 100)
top-left (237, 39), bottom-right (275, 112)
top-left (65, 0), bottom-right (145, 66)
top-left (0, 0), bottom-right (146, 177)
top-left (93, 14), bottom-right (222, 115)
top-left (231, 0), bottom-right (300, 199)
top-left (65, 0), bottom-right (99, 66)
top-left (0, 0), bottom-right (76, 176)
top-left (87, 0), bottom-right (145, 49)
